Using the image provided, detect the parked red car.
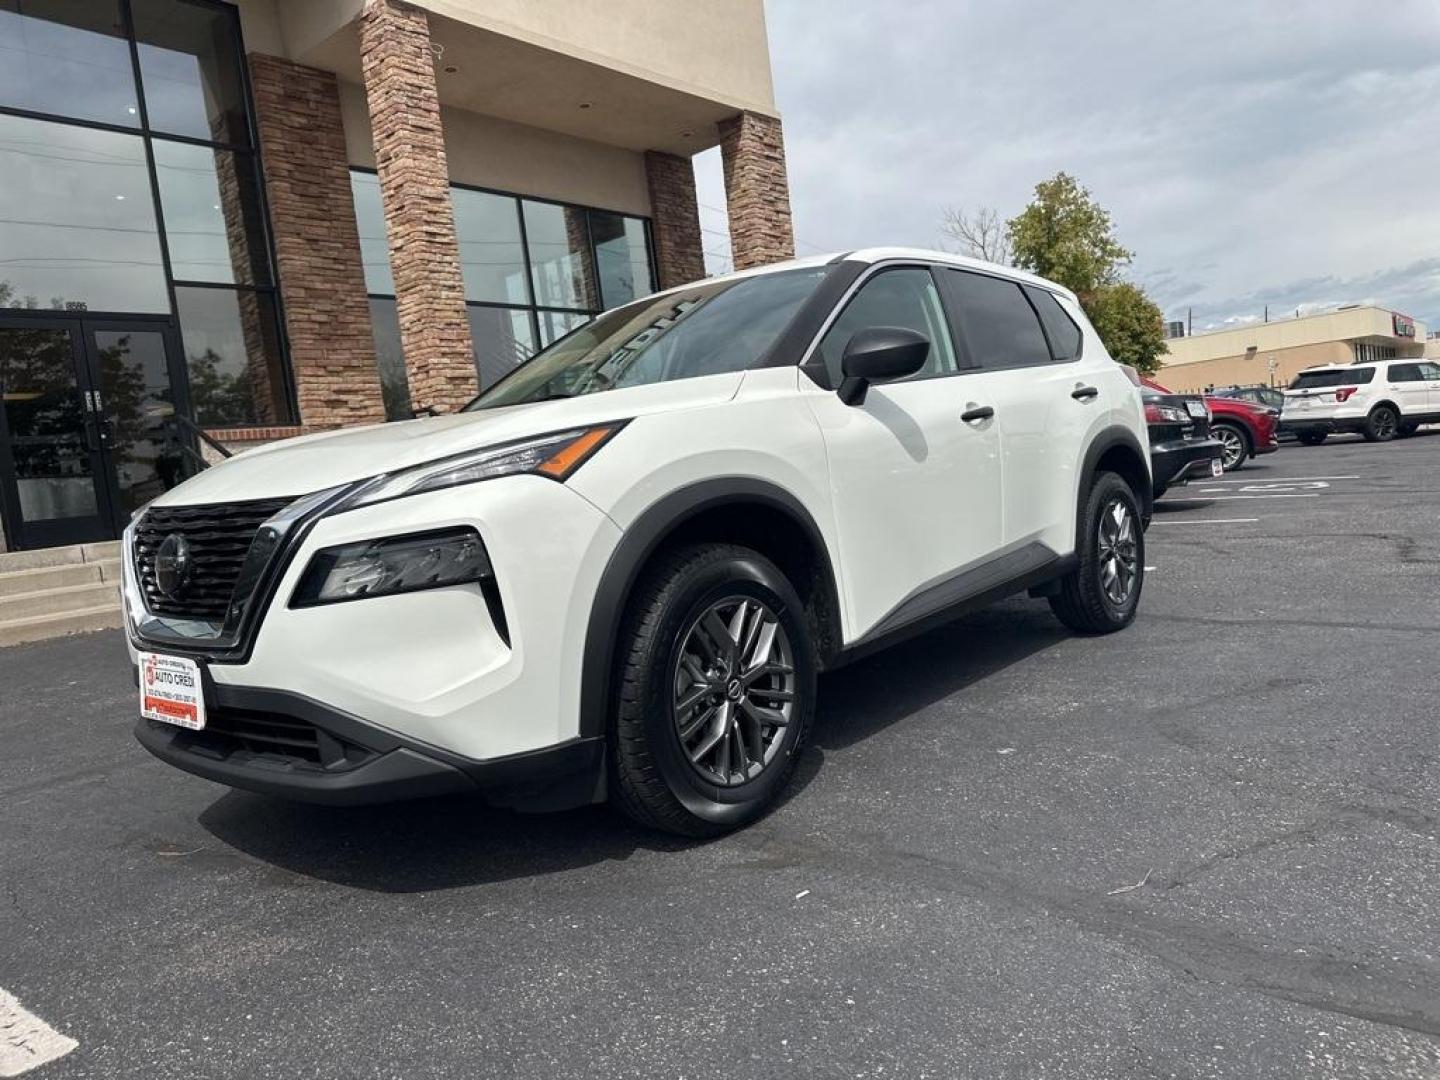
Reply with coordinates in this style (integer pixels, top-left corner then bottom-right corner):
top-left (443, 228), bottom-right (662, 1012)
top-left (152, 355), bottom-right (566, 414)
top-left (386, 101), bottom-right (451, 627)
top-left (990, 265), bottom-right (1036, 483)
top-left (1142, 377), bottom-right (1279, 473)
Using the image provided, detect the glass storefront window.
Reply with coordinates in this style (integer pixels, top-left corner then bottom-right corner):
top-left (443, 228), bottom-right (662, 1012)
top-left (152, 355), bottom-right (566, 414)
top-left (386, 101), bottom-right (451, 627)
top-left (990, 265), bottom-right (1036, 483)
top-left (590, 212), bottom-right (653, 308)
top-left (536, 309), bottom-right (592, 348)
top-left (523, 200), bottom-right (598, 311)
top-left (350, 171), bottom-right (396, 297)
top-left (0, 113), bottom-right (168, 313)
top-left (467, 304), bottom-right (536, 390)
top-left (453, 188), bottom-right (528, 305)
top-left (368, 297), bottom-right (412, 422)
top-left (0, 1), bottom-right (137, 128)
top-left (131, 0), bottom-right (248, 145)
top-left (153, 139), bottom-right (269, 286)
top-left (174, 285), bottom-right (292, 426)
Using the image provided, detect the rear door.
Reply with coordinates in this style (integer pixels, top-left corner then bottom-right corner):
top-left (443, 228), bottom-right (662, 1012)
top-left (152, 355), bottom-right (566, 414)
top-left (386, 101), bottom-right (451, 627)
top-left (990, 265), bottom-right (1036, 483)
top-left (801, 264), bottom-right (1004, 639)
top-left (934, 269), bottom-right (1096, 554)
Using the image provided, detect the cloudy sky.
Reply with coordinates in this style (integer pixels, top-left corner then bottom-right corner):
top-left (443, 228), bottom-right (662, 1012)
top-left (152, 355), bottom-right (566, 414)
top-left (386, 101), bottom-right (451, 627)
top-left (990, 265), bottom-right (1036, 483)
top-left (696, 1), bottom-right (1440, 334)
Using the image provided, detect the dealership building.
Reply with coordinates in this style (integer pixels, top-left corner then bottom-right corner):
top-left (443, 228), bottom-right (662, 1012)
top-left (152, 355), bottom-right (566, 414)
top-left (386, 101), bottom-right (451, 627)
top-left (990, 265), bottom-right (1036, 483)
top-left (0, 0), bottom-right (793, 553)
top-left (1159, 306), bottom-right (1429, 393)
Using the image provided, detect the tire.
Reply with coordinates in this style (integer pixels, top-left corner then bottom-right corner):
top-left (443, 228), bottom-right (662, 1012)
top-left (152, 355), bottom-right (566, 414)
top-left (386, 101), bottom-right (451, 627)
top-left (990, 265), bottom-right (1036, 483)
top-left (610, 543), bottom-right (816, 837)
top-left (1297, 431), bottom-right (1327, 446)
top-left (1211, 421), bottom-right (1250, 472)
top-left (1363, 405), bottom-right (1399, 442)
top-left (1049, 471), bottom-right (1144, 635)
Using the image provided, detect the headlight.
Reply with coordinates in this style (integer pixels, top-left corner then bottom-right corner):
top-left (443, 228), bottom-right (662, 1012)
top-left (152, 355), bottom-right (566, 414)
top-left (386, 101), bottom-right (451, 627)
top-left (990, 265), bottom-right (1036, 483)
top-left (291, 528), bottom-right (492, 607)
top-left (337, 424), bottom-right (622, 511)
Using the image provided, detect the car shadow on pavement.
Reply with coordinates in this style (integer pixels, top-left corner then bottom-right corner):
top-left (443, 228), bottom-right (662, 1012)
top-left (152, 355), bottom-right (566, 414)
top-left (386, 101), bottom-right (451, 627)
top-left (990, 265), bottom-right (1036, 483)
top-left (197, 604), bottom-right (1066, 892)
top-left (812, 601), bottom-right (1067, 752)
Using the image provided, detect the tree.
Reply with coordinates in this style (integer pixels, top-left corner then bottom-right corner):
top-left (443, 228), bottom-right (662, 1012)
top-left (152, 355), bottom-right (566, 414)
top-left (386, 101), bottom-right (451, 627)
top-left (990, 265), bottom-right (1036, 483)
top-left (1005, 172), bottom-right (1167, 373)
top-left (1084, 282), bottom-right (1168, 375)
top-left (939, 205), bottom-right (1010, 265)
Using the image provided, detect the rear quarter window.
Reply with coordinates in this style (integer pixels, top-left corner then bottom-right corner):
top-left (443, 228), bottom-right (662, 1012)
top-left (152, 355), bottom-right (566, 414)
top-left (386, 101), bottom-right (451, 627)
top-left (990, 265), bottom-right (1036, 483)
top-left (1289, 368), bottom-right (1376, 389)
top-left (1022, 285), bottom-right (1083, 361)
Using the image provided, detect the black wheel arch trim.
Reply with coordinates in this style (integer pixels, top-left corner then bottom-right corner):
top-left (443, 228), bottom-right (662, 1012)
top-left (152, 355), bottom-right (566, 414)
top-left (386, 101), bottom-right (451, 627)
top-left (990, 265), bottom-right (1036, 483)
top-left (1078, 426), bottom-right (1153, 542)
top-left (578, 477), bottom-right (841, 739)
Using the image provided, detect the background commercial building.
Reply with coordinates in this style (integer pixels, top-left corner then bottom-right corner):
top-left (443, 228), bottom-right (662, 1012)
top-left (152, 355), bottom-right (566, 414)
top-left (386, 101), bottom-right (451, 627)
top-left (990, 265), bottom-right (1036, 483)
top-left (1159, 306), bottom-right (1429, 393)
top-left (0, 0), bottom-right (794, 552)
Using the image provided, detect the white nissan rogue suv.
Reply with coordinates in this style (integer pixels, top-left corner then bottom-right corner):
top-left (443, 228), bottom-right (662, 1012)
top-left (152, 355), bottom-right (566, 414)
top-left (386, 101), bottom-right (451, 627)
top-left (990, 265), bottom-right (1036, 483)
top-left (127, 249), bottom-right (1152, 836)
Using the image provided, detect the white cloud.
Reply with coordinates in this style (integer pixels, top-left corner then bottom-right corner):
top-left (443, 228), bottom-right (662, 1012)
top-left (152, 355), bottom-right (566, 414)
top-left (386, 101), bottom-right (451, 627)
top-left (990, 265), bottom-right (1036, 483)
top-left (753, 0), bottom-right (1440, 325)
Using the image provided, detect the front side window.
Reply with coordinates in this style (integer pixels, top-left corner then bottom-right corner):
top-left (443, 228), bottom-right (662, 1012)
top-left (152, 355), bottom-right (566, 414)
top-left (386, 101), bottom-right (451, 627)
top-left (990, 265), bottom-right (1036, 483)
top-left (942, 269), bottom-right (1050, 370)
top-left (472, 267), bottom-right (828, 410)
top-left (817, 267), bottom-right (958, 384)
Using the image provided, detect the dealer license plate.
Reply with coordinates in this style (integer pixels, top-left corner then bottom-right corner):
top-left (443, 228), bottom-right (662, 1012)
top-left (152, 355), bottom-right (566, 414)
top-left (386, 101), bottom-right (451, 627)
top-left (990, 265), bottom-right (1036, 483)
top-left (1210, 458), bottom-right (1225, 478)
top-left (139, 652), bottom-right (206, 730)
top-left (1185, 400), bottom-right (1207, 419)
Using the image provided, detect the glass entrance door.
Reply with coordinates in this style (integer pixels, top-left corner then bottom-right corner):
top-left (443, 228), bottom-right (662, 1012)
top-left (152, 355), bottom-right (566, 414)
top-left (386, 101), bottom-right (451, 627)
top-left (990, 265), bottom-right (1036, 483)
top-left (0, 317), bottom-right (111, 549)
top-left (0, 316), bottom-right (191, 550)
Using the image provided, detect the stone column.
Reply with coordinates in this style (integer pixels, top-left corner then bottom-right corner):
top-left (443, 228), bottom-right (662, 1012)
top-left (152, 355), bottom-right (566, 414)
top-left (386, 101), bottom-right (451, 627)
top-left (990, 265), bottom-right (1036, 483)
top-left (643, 150), bottom-right (705, 289)
top-left (718, 111), bottom-right (795, 270)
top-left (249, 53), bottom-right (386, 429)
top-left (359, 0), bottom-right (476, 407)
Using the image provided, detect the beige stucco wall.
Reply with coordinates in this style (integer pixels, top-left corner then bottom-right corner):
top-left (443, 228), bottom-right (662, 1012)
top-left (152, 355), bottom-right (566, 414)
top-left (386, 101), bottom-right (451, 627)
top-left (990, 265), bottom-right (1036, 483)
top-left (411, 0), bottom-right (777, 116)
top-left (336, 81), bottom-right (651, 215)
top-left (1163, 307), bottom-right (1426, 369)
top-left (1160, 342), bottom-right (1355, 393)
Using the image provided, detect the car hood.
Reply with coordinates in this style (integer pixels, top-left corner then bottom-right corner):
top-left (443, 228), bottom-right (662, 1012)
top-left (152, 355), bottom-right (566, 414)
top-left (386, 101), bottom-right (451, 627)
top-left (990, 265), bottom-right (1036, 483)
top-left (152, 373), bottom-right (744, 506)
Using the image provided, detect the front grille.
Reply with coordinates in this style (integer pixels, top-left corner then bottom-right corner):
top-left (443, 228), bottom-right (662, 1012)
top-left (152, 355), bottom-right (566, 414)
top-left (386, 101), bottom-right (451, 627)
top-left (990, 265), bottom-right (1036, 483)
top-left (134, 497), bottom-right (293, 620)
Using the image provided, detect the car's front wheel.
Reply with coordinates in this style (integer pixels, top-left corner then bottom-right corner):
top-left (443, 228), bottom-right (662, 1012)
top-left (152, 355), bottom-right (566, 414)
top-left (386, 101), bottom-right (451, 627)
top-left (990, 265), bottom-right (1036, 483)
top-left (1049, 472), bottom-right (1144, 635)
top-left (611, 543), bottom-right (816, 837)
top-left (1211, 421), bottom-right (1250, 472)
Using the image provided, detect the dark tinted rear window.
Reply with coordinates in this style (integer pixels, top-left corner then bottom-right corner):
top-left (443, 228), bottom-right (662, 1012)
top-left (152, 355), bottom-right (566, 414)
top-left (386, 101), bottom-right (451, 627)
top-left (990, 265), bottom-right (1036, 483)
top-left (1289, 368), bottom-right (1375, 389)
top-left (941, 269), bottom-right (1050, 369)
top-left (1023, 285), bottom-right (1083, 361)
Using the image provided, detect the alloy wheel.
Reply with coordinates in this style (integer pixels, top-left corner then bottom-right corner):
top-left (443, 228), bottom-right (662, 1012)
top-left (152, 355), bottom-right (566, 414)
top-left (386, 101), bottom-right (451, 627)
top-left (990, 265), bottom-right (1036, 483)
top-left (672, 596), bottom-right (796, 787)
top-left (1373, 409), bottom-right (1397, 439)
top-left (1096, 499), bottom-right (1139, 607)
top-left (1215, 425), bottom-right (1244, 470)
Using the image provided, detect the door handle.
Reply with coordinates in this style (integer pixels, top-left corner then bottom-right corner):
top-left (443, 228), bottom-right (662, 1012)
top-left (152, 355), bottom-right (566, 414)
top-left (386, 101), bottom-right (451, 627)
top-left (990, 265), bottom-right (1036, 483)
top-left (1071, 385), bottom-right (1100, 400)
top-left (961, 405), bottom-right (994, 423)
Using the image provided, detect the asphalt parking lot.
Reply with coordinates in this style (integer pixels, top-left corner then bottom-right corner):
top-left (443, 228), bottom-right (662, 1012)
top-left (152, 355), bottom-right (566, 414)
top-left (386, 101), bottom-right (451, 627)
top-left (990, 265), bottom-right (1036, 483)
top-left (3, 432), bottom-right (1439, 1079)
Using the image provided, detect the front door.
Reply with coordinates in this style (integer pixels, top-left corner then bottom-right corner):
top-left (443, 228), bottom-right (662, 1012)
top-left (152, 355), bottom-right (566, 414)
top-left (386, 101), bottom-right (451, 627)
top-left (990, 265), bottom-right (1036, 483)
top-left (0, 316), bottom-right (190, 550)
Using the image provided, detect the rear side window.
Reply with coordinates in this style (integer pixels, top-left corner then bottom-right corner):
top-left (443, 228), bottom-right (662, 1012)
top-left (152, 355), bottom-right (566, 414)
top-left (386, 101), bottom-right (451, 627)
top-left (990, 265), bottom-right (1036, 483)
top-left (1022, 284), bottom-right (1083, 361)
top-left (1289, 368), bottom-right (1376, 389)
top-left (1389, 363), bottom-right (1420, 382)
top-left (940, 269), bottom-right (1051, 369)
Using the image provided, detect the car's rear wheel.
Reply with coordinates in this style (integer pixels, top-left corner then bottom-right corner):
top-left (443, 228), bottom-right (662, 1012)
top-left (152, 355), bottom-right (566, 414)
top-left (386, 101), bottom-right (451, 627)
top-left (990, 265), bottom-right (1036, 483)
top-left (1211, 421), bottom-right (1249, 472)
top-left (1049, 471), bottom-right (1143, 635)
top-left (1364, 405), bottom-right (1399, 442)
top-left (611, 543), bottom-right (816, 837)
top-left (1297, 430), bottom-right (1328, 446)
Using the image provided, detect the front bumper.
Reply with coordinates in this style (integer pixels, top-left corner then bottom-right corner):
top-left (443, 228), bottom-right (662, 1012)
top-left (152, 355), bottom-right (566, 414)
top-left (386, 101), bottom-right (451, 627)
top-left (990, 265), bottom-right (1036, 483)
top-left (133, 680), bottom-right (605, 810)
top-left (1150, 436), bottom-right (1223, 494)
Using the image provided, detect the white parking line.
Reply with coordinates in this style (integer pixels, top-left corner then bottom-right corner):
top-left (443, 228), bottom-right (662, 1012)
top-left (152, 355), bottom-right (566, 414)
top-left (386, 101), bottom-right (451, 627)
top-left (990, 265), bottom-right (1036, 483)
top-left (1165, 493), bottom-right (1320, 501)
top-left (1197, 474), bottom-right (1358, 485)
top-left (1150, 517), bottom-right (1259, 525)
top-left (0, 988), bottom-right (77, 1076)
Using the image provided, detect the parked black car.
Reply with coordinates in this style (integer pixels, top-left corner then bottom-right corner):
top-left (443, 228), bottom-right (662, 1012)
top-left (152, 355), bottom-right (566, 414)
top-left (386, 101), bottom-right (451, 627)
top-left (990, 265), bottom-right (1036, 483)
top-left (1141, 379), bottom-right (1224, 498)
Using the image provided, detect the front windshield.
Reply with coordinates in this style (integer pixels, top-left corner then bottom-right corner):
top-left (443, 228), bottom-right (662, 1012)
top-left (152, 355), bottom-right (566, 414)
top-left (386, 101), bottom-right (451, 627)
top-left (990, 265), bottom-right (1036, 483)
top-left (468, 266), bottom-right (829, 410)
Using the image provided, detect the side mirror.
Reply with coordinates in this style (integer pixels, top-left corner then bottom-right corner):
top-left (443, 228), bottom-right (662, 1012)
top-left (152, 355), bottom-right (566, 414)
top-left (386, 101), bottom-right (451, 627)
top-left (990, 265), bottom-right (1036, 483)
top-left (838, 327), bottom-right (929, 406)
